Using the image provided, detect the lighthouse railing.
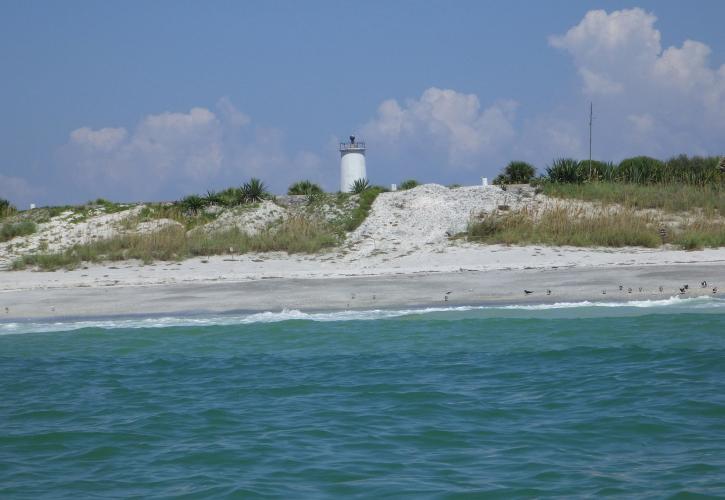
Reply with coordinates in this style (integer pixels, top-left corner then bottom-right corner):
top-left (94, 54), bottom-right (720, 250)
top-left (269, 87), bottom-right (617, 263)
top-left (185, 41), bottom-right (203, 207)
top-left (339, 141), bottom-right (366, 151)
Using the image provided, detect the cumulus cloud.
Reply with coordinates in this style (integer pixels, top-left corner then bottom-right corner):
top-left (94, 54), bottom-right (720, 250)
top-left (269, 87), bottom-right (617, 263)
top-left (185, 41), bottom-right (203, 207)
top-left (363, 87), bottom-right (518, 167)
top-left (549, 8), bottom-right (725, 156)
top-left (58, 99), bottom-right (323, 200)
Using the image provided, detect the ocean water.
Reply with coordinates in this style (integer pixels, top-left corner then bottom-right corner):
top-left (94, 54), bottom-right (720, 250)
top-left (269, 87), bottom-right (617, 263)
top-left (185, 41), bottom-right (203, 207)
top-left (2, 297), bottom-right (725, 498)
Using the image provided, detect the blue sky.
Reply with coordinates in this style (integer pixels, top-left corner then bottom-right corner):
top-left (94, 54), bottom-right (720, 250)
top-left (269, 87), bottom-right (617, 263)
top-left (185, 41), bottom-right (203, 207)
top-left (2, 1), bottom-right (724, 205)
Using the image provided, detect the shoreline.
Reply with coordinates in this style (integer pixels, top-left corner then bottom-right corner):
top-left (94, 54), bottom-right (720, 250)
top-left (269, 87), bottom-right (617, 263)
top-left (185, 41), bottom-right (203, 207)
top-left (2, 261), bottom-right (723, 322)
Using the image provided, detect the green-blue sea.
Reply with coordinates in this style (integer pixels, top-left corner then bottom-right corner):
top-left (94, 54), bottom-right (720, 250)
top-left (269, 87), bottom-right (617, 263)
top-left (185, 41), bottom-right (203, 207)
top-left (2, 297), bottom-right (725, 498)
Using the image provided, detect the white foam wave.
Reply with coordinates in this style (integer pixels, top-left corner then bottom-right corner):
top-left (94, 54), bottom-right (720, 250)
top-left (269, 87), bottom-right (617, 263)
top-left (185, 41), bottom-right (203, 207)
top-left (1, 296), bottom-right (723, 335)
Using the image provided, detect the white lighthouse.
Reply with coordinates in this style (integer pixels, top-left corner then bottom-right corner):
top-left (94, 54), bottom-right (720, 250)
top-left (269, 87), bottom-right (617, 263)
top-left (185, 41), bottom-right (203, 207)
top-left (339, 135), bottom-right (367, 192)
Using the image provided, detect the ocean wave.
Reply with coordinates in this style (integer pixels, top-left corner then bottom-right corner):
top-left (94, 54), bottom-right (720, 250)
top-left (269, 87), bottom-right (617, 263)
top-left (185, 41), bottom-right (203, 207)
top-left (1, 295), bottom-right (724, 335)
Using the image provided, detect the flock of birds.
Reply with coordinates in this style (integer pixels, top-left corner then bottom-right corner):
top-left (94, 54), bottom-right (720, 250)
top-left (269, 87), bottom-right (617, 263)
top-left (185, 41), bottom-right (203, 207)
top-left (521, 281), bottom-right (717, 298)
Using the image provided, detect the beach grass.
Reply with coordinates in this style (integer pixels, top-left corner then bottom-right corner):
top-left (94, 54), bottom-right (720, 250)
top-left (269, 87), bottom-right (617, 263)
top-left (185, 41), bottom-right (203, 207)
top-left (0, 221), bottom-right (37, 243)
top-left (11, 215), bottom-right (339, 271)
top-left (467, 207), bottom-right (663, 248)
top-left (542, 182), bottom-right (725, 214)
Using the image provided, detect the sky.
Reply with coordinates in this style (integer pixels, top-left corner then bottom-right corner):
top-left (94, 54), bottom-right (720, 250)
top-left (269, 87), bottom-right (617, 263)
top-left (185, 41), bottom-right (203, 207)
top-left (1, 0), bottom-right (724, 206)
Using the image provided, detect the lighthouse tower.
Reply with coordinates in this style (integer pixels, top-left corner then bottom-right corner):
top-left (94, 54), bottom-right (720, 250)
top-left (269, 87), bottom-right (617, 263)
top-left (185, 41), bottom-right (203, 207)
top-left (339, 135), bottom-right (367, 192)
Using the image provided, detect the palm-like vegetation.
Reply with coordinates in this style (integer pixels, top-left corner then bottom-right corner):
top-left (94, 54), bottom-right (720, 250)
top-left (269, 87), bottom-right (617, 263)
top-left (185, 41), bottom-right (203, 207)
top-left (350, 178), bottom-right (370, 194)
top-left (399, 179), bottom-right (419, 190)
top-left (288, 180), bottom-right (323, 196)
top-left (241, 178), bottom-right (269, 203)
top-left (179, 194), bottom-right (206, 214)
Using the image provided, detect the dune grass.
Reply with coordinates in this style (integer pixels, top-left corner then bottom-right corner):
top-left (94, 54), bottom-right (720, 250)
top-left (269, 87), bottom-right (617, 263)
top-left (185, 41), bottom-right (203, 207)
top-left (467, 207), bottom-right (663, 248)
top-left (0, 221), bottom-right (37, 243)
top-left (11, 216), bottom-right (339, 271)
top-left (542, 182), bottom-right (725, 214)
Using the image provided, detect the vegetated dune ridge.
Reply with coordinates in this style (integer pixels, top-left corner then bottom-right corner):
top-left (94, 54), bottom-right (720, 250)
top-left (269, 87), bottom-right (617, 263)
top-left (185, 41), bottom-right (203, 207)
top-left (1, 184), bottom-right (724, 295)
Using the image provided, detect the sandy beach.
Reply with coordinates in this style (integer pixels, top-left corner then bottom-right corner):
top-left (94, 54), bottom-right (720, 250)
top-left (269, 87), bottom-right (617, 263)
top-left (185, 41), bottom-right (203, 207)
top-left (2, 244), bottom-right (724, 321)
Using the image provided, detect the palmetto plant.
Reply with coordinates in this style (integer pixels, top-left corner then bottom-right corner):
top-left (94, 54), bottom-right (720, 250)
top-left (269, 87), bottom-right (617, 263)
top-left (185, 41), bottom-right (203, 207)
top-left (350, 178), bottom-right (370, 194)
top-left (179, 194), bottom-right (207, 214)
top-left (204, 190), bottom-right (223, 205)
top-left (241, 178), bottom-right (268, 203)
top-left (503, 161), bottom-right (536, 184)
top-left (288, 180), bottom-right (323, 196)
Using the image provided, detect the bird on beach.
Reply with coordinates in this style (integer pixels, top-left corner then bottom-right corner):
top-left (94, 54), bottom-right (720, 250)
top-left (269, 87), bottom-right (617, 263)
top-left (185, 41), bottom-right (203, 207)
top-left (546, 289), bottom-right (552, 296)
top-left (684, 284), bottom-right (689, 290)
top-left (714, 287), bottom-right (718, 294)
top-left (524, 290), bottom-right (534, 295)
top-left (639, 287), bottom-right (643, 293)
top-left (444, 295), bottom-right (448, 302)
top-left (679, 287), bottom-right (686, 294)
top-left (628, 288), bottom-right (632, 294)
top-left (619, 285), bottom-right (623, 291)
top-left (445, 291), bottom-right (452, 295)
top-left (602, 290), bottom-right (607, 295)
top-left (659, 286), bottom-right (664, 293)
top-left (701, 281), bottom-right (708, 288)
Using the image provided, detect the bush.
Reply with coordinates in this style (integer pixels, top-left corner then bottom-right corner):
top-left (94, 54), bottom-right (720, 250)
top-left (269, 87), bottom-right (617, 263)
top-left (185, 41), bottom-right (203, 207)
top-left (0, 221), bottom-right (37, 242)
top-left (616, 156), bottom-right (665, 184)
top-left (350, 178), bottom-right (370, 194)
top-left (399, 179), bottom-right (419, 190)
top-left (545, 158), bottom-right (582, 183)
top-left (241, 178), bottom-right (269, 203)
top-left (0, 198), bottom-right (16, 218)
top-left (178, 194), bottom-right (207, 214)
top-left (288, 180), bottom-right (323, 196)
top-left (504, 161), bottom-right (536, 183)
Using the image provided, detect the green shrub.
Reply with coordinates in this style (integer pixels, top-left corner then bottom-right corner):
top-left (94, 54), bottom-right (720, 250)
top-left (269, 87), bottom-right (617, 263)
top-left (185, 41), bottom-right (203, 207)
top-left (241, 178), bottom-right (269, 203)
top-left (288, 180), bottom-right (323, 196)
top-left (0, 198), bottom-right (16, 218)
top-left (350, 178), bottom-right (370, 194)
top-left (399, 179), bottom-right (419, 190)
top-left (504, 161), bottom-right (536, 183)
top-left (545, 158), bottom-right (582, 183)
top-left (178, 194), bottom-right (207, 214)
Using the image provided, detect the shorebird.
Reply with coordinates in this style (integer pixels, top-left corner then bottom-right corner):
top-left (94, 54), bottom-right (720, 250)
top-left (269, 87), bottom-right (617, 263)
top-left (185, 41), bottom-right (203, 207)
top-left (659, 286), bottom-right (663, 293)
top-left (701, 281), bottom-right (708, 288)
top-left (546, 289), bottom-right (551, 296)
top-left (714, 287), bottom-right (718, 294)
top-left (619, 285), bottom-right (623, 291)
top-left (679, 287), bottom-right (686, 294)
top-left (524, 290), bottom-right (534, 295)
top-left (628, 288), bottom-right (632, 294)
top-left (602, 290), bottom-right (606, 295)
top-left (444, 295), bottom-right (448, 301)
top-left (684, 284), bottom-right (689, 290)
top-left (639, 287), bottom-right (643, 292)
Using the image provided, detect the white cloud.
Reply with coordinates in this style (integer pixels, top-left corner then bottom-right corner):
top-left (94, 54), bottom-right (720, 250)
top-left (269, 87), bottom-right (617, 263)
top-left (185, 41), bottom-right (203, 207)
top-left (363, 87), bottom-right (518, 167)
top-left (549, 7), bottom-right (725, 156)
top-left (59, 99), bottom-right (324, 200)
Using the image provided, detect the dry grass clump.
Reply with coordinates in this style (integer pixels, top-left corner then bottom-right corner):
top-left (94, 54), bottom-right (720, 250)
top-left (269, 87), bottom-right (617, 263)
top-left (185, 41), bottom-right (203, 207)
top-left (12, 216), bottom-right (339, 271)
top-left (468, 206), bottom-right (662, 248)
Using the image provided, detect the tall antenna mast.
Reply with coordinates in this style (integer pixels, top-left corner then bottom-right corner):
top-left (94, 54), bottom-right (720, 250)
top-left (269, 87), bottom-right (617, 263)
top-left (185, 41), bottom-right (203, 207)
top-left (588, 102), bottom-right (593, 178)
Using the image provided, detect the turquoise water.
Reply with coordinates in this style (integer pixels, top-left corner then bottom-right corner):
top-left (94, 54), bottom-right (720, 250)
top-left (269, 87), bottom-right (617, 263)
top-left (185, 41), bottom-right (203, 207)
top-left (2, 298), bottom-right (725, 498)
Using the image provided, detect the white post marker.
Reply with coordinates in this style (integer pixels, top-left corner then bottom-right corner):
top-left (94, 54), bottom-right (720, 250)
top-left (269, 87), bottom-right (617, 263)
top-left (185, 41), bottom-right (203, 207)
top-left (391, 183), bottom-right (397, 191)
top-left (481, 177), bottom-right (488, 186)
